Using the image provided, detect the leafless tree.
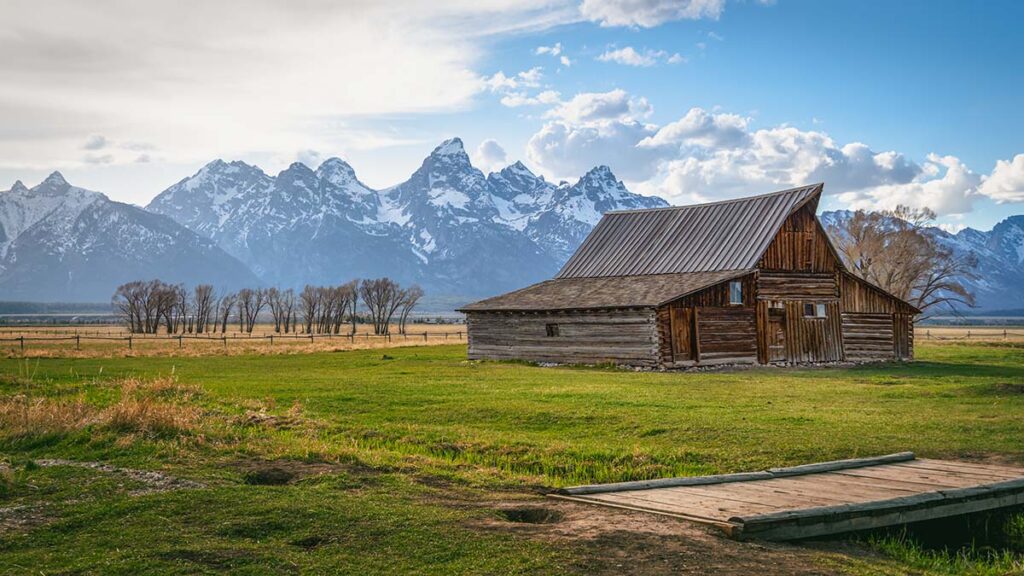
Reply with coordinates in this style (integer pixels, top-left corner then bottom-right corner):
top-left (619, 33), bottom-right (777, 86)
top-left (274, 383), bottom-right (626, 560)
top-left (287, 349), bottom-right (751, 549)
top-left (236, 288), bottom-right (266, 333)
top-left (193, 284), bottom-right (216, 333)
top-left (300, 285), bottom-right (319, 334)
top-left (266, 287), bottom-right (286, 333)
top-left (397, 285), bottom-right (424, 335)
top-left (828, 206), bottom-right (977, 317)
top-left (359, 278), bottom-right (404, 335)
top-left (217, 292), bottom-right (238, 334)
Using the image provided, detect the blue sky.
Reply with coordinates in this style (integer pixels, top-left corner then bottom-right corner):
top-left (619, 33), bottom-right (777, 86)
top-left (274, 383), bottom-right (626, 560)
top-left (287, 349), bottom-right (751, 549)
top-left (1, 0), bottom-right (1021, 231)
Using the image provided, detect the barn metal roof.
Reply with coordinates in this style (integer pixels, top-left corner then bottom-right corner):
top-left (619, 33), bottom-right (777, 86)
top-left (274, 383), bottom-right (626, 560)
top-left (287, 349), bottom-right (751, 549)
top-left (557, 183), bottom-right (824, 278)
top-left (458, 270), bottom-right (751, 312)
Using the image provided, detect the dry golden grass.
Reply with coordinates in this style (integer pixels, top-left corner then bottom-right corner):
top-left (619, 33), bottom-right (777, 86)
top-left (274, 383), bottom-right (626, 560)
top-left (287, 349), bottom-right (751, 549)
top-left (1, 323), bottom-right (466, 358)
top-left (0, 376), bottom-right (201, 439)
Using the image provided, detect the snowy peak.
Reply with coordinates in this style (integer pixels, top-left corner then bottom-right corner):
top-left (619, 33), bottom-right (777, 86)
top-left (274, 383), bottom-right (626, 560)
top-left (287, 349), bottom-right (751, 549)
top-left (9, 180), bottom-right (28, 194)
top-left (42, 171), bottom-right (69, 188)
top-left (431, 137), bottom-right (467, 158)
top-left (316, 157), bottom-right (358, 183)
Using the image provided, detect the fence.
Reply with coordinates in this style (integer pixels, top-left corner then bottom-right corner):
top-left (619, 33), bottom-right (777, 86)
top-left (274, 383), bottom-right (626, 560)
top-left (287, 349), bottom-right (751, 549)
top-left (0, 330), bottom-right (464, 353)
top-left (920, 329), bottom-right (1024, 341)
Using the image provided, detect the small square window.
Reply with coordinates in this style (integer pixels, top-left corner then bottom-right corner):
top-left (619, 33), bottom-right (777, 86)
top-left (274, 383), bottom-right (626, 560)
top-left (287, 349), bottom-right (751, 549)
top-left (728, 281), bottom-right (743, 305)
top-left (545, 323), bottom-right (559, 337)
top-left (804, 303), bottom-right (827, 318)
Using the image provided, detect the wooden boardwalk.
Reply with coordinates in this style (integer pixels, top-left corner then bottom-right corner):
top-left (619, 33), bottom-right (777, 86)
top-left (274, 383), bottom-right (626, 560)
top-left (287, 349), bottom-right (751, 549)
top-left (551, 453), bottom-right (1024, 540)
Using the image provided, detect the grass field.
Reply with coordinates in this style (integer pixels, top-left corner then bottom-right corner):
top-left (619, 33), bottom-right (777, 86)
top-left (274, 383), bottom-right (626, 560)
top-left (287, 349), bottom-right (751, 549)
top-left (2, 340), bottom-right (1024, 574)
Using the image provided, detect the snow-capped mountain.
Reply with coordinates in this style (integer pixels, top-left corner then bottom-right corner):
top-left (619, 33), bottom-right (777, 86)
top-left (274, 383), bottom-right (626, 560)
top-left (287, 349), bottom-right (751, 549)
top-left (0, 173), bottom-right (258, 301)
top-left (821, 210), bottom-right (1024, 312)
top-left (148, 137), bottom-right (668, 296)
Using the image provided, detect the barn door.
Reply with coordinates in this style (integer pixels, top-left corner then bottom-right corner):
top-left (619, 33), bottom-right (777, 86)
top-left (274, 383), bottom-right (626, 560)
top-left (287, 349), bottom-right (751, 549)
top-left (767, 308), bottom-right (787, 362)
top-left (670, 307), bottom-right (694, 361)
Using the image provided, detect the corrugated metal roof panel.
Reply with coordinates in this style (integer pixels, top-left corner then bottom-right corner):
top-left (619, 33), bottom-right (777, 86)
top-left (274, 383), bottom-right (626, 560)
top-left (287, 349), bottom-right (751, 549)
top-left (557, 183), bottom-right (823, 278)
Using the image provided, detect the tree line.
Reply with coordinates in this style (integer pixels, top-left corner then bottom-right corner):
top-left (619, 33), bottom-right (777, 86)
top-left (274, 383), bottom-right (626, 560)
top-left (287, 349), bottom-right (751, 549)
top-left (112, 278), bottom-right (423, 336)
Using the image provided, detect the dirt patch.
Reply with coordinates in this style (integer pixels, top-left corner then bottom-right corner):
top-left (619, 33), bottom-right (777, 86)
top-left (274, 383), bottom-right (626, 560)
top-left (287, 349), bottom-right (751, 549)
top-left (498, 506), bottom-right (564, 524)
top-left (473, 497), bottom-right (861, 575)
top-left (0, 504), bottom-right (52, 535)
top-left (35, 459), bottom-right (204, 495)
top-left (993, 382), bottom-right (1024, 395)
top-left (232, 459), bottom-right (359, 486)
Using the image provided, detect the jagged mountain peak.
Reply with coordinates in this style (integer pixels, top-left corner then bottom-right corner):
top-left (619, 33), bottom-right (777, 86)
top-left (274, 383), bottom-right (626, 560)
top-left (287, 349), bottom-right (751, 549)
top-left (9, 180), bottom-right (28, 194)
top-left (316, 157), bottom-right (359, 183)
top-left (432, 137), bottom-right (466, 157)
top-left (42, 171), bottom-right (68, 187)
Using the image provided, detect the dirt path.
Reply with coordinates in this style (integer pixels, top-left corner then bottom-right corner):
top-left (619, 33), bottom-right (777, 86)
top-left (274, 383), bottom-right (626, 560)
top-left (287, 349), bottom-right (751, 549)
top-left (477, 498), bottom-right (872, 575)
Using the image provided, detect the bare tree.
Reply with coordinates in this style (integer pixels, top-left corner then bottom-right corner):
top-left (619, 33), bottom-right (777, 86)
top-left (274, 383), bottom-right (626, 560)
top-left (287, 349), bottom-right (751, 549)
top-left (217, 292), bottom-right (238, 334)
top-left (281, 288), bottom-right (296, 333)
top-left (266, 287), bottom-right (286, 333)
top-left (828, 206), bottom-right (977, 317)
top-left (193, 284), bottom-right (216, 334)
top-left (236, 288), bottom-right (266, 333)
top-left (300, 285), bottom-right (319, 334)
top-left (359, 278), bottom-right (404, 335)
top-left (397, 285), bottom-right (424, 335)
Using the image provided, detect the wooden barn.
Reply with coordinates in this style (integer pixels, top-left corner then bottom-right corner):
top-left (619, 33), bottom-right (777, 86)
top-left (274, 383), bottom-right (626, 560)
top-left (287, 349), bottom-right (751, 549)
top-left (459, 183), bottom-right (920, 368)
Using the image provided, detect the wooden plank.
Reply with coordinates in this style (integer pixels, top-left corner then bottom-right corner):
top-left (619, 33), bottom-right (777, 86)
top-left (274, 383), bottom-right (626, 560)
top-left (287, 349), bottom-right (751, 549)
top-left (834, 468), bottom-right (974, 489)
top-left (560, 470), bottom-right (773, 495)
top-left (909, 458), bottom-right (1024, 477)
top-left (589, 490), bottom-right (782, 517)
top-left (768, 452), bottom-right (914, 477)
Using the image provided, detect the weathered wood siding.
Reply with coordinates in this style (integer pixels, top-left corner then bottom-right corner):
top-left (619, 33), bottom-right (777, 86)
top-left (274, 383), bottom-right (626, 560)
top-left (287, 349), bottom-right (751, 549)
top-left (756, 271), bottom-right (838, 301)
top-left (839, 272), bottom-right (915, 360)
top-left (658, 274), bottom-right (757, 366)
top-left (779, 301), bottom-right (843, 363)
top-left (841, 313), bottom-right (895, 361)
top-left (758, 206), bottom-right (837, 273)
top-left (466, 309), bottom-right (659, 367)
top-left (696, 307), bottom-right (758, 364)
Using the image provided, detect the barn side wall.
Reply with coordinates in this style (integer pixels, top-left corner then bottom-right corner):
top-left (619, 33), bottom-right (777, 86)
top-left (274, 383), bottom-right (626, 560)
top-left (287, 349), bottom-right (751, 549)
top-left (839, 272), bottom-right (915, 360)
top-left (466, 308), bottom-right (660, 367)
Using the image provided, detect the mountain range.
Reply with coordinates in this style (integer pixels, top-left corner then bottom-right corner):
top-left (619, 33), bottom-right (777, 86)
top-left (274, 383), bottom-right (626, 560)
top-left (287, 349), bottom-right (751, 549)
top-left (1, 137), bottom-right (1021, 311)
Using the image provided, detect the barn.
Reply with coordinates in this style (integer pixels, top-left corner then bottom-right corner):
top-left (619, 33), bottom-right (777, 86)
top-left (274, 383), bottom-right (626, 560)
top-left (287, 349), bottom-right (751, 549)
top-left (459, 183), bottom-right (920, 368)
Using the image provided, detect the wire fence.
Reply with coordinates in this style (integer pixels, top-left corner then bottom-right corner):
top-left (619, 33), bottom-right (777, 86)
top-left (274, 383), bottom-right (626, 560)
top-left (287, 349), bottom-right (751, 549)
top-left (0, 330), bottom-right (465, 352)
top-left (920, 329), bottom-right (1024, 341)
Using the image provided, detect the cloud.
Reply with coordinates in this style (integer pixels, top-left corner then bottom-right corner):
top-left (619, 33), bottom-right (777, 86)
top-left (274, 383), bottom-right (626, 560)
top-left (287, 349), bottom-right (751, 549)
top-left (296, 149), bottom-right (323, 167)
top-left (638, 107), bottom-right (750, 148)
top-left (535, 43), bottom-right (562, 56)
top-left (667, 53), bottom-right (687, 64)
top-left (527, 119), bottom-right (663, 181)
top-left (483, 67), bottom-right (544, 92)
top-left (472, 139), bottom-right (508, 174)
top-left (580, 0), bottom-right (726, 27)
top-left (82, 153), bottom-right (114, 164)
top-left (979, 154), bottom-right (1024, 203)
top-left (500, 90), bottom-right (561, 108)
top-left (597, 46), bottom-right (667, 67)
top-left (836, 155), bottom-right (979, 215)
top-left (545, 89), bottom-right (652, 124)
top-left (560, 55), bottom-right (573, 67)
top-left (82, 134), bottom-right (107, 150)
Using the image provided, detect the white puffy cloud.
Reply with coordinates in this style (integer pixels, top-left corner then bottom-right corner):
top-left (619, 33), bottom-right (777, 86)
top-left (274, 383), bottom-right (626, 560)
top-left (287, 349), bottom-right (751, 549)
top-left (836, 155), bottom-right (980, 215)
top-left (979, 154), bottom-right (1024, 203)
top-left (483, 67), bottom-right (544, 92)
top-left (638, 107), bottom-right (750, 149)
top-left (597, 46), bottom-right (666, 67)
top-left (545, 89), bottom-right (652, 124)
top-left (472, 139), bottom-right (508, 174)
top-left (526, 119), bottom-right (663, 181)
top-left (667, 53), bottom-right (687, 64)
top-left (535, 43), bottom-right (562, 56)
top-left (500, 90), bottom-right (561, 108)
top-left (580, 0), bottom-right (725, 27)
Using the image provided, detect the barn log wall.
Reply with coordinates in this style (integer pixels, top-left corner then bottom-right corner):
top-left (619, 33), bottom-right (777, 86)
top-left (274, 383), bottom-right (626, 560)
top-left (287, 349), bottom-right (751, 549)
top-left (696, 307), bottom-right (758, 364)
top-left (756, 272), bottom-right (838, 301)
top-left (466, 309), bottom-right (660, 367)
top-left (840, 272), bottom-right (915, 360)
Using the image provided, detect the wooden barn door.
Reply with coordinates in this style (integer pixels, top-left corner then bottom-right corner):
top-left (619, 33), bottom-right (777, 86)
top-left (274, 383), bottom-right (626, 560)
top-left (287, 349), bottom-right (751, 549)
top-left (670, 307), bottom-right (694, 362)
top-left (767, 308), bottom-right (787, 363)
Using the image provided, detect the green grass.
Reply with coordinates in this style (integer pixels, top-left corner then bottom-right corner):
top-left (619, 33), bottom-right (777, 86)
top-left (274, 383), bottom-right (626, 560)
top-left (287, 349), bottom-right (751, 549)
top-left (2, 342), bottom-right (1024, 574)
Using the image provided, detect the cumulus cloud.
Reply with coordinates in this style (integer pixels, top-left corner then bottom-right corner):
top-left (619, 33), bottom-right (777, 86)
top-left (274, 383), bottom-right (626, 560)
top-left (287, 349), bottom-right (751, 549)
top-left (546, 89), bottom-right (652, 124)
top-left (82, 134), bottom-right (107, 150)
top-left (580, 0), bottom-right (726, 27)
top-left (979, 154), bottom-right (1024, 203)
top-left (472, 139), bottom-right (508, 174)
top-left (597, 46), bottom-right (666, 67)
top-left (296, 149), bottom-right (323, 167)
top-left (527, 119), bottom-right (663, 181)
top-left (836, 155), bottom-right (980, 215)
top-left (483, 68), bottom-right (544, 92)
top-left (500, 90), bottom-right (561, 108)
top-left (638, 108), bottom-right (750, 149)
top-left (535, 43), bottom-right (562, 56)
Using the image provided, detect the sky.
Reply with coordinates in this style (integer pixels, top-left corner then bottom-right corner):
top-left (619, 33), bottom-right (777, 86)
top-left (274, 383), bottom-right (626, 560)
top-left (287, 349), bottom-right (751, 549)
top-left (1, 0), bottom-right (1022, 232)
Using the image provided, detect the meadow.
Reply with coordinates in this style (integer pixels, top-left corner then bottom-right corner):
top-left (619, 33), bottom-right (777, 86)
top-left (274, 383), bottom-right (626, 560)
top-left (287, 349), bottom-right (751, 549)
top-left (1, 340), bottom-right (1023, 574)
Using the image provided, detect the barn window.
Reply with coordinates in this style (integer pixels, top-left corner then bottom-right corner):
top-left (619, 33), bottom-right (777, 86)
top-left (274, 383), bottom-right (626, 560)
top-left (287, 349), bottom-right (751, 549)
top-left (803, 303), bottom-right (827, 318)
top-left (728, 281), bottom-right (743, 305)
top-left (545, 323), bottom-right (559, 337)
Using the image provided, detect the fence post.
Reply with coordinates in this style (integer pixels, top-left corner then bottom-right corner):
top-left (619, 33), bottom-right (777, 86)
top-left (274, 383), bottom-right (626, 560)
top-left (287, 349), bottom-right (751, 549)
top-left (76, 335), bottom-right (80, 351)
top-left (423, 332), bottom-right (427, 341)
top-left (270, 335), bottom-right (274, 345)
top-left (19, 336), bottom-right (24, 352)
top-left (178, 335), bottom-right (183, 349)
top-left (309, 334), bottom-right (314, 344)
top-left (222, 336), bottom-right (227, 350)
top-left (128, 335), bottom-right (132, 350)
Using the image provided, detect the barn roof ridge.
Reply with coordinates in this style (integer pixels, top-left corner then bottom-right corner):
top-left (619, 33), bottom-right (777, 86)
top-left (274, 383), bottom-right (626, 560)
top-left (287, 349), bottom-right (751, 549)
top-left (605, 182), bottom-right (824, 215)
